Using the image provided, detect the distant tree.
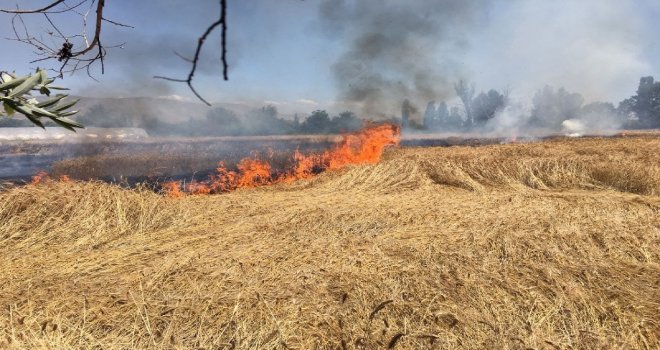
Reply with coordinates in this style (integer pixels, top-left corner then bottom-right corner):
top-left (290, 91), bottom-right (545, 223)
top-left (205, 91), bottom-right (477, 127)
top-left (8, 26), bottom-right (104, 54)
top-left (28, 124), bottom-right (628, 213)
top-left (454, 80), bottom-right (475, 127)
top-left (446, 106), bottom-right (464, 131)
top-left (293, 114), bottom-right (301, 129)
top-left (243, 105), bottom-right (296, 135)
top-left (436, 102), bottom-right (450, 129)
top-left (205, 107), bottom-right (243, 135)
top-left (529, 86), bottom-right (584, 130)
top-left (618, 76), bottom-right (660, 129)
top-left (423, 101), bottom-right (437, 129)
top-left (301, 110), bottom-right (332, 134)
top-left (331, 111), bottom-right (362, 133)
top-left (76, 104), bottom-right (127, 128)
top-left (472, 89), bottom-right (507, 126)
top-left (401, 99), bottom-right (414, 129)
top-left (578, 102), bottom-right (621, 130)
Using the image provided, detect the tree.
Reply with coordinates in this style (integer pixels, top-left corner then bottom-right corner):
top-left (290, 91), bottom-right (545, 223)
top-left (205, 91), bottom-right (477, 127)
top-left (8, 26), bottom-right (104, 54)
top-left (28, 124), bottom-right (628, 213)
top-left (454, 80), bottom-right (475, 127)
top-left (618, 76), bottom-right (660, 129)
top-left (472, 89), bottom-right (507, 126)
top-left (242, 105), bottom-right (295, 135)
top-left (423, 101), bottom-right (437, 129)
top-left (301, 110), bottom-right (331, 134)
top-left (401, 99), bottom-right (413, 129)
top-left (529, 86), bottom-right (584, 130)
top-left (575, 101), bottom-right (622, 131)
top-left (204, 107), bottom-right (242, 135)
top-left (0, 70), bottom-right (81, 130)
top-left (331, 111), bottom-right (362, 133)
top-left (1, 0), bottom-right (229, 107)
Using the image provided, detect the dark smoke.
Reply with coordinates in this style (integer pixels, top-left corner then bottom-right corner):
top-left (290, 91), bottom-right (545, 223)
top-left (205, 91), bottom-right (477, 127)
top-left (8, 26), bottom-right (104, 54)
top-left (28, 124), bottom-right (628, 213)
top-left (320, 0), bottom-right (488, 118)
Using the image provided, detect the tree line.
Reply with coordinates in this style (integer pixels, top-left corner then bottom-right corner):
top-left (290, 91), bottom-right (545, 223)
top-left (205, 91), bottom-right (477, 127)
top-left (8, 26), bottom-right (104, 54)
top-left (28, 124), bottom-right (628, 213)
top-left (420, 76), bottom-right (660, 132)
top-left (3, 75), bottom-right (659, 134)
top-left (14, 105), bottom-right (365, 136)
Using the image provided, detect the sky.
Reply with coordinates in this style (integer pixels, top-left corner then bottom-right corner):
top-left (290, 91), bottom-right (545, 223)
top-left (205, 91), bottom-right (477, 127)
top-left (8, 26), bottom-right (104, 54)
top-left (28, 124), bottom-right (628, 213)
top-left (1, 0), bottom-right (659, 117)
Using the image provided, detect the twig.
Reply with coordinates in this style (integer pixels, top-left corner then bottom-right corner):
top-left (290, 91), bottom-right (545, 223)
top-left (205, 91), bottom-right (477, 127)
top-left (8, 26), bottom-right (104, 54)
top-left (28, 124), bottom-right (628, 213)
top-left (154, 0), bottom-right (229, 106)
top-left (0, 0), bottom-right (68, 14)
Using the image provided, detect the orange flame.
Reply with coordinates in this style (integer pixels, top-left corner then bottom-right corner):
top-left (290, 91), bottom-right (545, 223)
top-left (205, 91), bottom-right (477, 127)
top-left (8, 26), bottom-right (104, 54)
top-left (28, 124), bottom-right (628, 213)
top-left (30, 171), bottom-right (50, 185)
top-left (168, 123), bottom-right (400, 196)
top-left (162, 181), bottom-right (184, 198)
top-left (34, 124), bottom-right (400, 197)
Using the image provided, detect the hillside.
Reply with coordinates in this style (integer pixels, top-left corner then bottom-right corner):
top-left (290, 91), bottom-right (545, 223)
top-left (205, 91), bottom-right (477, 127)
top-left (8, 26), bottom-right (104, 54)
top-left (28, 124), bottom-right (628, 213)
top-left (0, 136), bottom-right (658, 349)
top-left (73, 96), bottom-right (248, 124)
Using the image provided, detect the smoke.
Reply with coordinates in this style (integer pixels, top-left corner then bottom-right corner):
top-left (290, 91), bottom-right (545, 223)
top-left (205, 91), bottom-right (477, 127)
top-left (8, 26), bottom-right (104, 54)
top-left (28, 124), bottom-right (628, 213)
top-left (468, 0), bottom-right (651, 102)
top-left (320, 0), bottom-right (488, 118)
top-left (321, 0), bottom-right (654, 132)
top-left (483, 99), bottom-right (530, 136)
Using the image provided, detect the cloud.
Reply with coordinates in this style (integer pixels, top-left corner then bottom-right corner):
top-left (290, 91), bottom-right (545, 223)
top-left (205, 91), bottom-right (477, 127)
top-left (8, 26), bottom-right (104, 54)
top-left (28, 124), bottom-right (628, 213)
top-left (263, 100), bottom-right (288, 106)
top-left (296, 99), bottom-right (319, 106)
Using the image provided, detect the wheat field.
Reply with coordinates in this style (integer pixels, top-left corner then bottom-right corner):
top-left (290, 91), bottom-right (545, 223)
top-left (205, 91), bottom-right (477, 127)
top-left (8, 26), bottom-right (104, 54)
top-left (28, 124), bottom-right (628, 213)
top-left (0, 135), bottom-right (658, 349)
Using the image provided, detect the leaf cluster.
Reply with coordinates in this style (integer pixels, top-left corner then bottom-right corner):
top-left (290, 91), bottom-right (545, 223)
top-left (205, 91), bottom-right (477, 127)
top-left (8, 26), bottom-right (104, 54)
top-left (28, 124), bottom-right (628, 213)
top-left (0, 69), bottom-right (82, 131)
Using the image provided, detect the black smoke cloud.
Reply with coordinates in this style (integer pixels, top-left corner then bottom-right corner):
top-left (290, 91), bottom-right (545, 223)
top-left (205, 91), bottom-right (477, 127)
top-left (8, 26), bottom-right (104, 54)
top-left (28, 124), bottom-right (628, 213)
top-left (320, 0), bottom-right (488, 118)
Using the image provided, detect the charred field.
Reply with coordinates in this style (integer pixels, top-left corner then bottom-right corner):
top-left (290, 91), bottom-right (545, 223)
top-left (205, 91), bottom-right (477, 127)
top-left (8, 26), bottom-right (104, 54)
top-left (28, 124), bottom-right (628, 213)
top-left (0, 133), bottom-right (658, 349)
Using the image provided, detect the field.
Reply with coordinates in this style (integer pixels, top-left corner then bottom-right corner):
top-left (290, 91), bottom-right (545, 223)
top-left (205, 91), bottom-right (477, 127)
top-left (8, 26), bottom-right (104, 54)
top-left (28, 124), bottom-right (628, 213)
top-left (0, 135), bottom-right (659, 349)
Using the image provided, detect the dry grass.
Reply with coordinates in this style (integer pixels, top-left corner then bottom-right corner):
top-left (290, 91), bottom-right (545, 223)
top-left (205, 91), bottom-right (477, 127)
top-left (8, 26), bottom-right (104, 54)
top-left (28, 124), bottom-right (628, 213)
top-left (0, 135), bottom-right (659, 349)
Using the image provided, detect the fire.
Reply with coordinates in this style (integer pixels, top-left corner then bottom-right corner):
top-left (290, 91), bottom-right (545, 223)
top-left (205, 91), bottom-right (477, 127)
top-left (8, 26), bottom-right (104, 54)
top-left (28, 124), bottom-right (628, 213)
top-left (162, 181), bottom-right (184, 198)
top-left (28, 172), bottom-right (72, 186)
top-left (167, 123), bottom-right (400, 196)
top-left (27, 124), bottom-right (400, 197)
top-left (30, 171), bottom-right (50, 185)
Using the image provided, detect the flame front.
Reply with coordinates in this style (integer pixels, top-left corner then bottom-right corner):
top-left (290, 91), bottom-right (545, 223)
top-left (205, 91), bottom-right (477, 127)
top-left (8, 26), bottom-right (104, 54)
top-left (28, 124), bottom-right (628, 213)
top-left (164, 123), bottom-right (400, 197)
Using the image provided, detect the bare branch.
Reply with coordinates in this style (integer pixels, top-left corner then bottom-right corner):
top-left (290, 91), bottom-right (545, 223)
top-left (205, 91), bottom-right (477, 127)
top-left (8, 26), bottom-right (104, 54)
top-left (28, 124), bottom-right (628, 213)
top-left (154, 0), bottom-right (229, 106)
top-left (0, 0), bottom-right (67, 14)
top-left (101, 16), bottom-right (134, 28)
top-left (4, 0), bottom-right (229, 105)
top-left (221, 0), bottom-right (228, 80)
top-left (73, 0), bottom-right (104, 56)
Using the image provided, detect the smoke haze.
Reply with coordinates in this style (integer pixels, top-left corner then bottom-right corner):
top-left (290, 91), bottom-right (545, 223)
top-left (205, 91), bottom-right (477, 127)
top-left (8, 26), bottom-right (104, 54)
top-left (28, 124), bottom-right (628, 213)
top-left (321, 0), bottom-right (656, 123)
top-left (321, 0), bottom-right (488, 118)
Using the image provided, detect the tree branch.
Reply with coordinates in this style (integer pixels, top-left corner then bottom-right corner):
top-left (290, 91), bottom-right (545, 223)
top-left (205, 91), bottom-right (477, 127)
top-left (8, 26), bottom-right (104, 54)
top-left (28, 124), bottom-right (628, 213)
top-left (154, 0), bottom-right (229, 106)
top-left (0, 0), bottom-right (67, 14)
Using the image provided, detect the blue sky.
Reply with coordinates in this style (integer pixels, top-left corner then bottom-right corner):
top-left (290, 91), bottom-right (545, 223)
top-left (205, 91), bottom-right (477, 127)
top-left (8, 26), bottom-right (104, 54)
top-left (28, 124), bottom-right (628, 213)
top-left (1, 0), bottom-right (659, 116)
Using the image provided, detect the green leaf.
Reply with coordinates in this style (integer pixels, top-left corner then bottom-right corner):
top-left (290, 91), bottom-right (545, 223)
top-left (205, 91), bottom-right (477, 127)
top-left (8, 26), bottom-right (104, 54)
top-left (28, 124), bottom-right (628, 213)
top-left (25, 114), bottom-right (46, 129)
top-left (7, 72), bottom-right (41, 98)
top-left (38, 69), bottom-right (48, 85)
top-left (57, 110), bottom-right (79, 117)
top-left (48, 117), bottom-right (77, 131)
top-left (3, 101), bottom-right (15, 116)
top-left (54, 116), bottom-right (83, 129)
top-left (36, 95), bottom-right (67, 108)
top-left (0, 75), bottom-right (28, 91)
top-left (10, 103), bottom-right (45, 129)
top-left (52, 99), bottom-right (79, 112)
top-left (30, 105), bottom-right (59, 118)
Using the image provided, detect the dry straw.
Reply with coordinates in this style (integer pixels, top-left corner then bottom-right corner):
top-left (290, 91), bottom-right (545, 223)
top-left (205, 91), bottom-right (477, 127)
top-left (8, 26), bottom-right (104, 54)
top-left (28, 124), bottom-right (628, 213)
top-left (0, 135), bottom-right (658, 349)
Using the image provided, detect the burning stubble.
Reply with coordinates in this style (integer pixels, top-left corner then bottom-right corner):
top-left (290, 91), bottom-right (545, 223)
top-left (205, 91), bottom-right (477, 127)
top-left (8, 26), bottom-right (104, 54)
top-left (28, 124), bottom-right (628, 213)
top-left (162, 123), bottom-right (400, 197)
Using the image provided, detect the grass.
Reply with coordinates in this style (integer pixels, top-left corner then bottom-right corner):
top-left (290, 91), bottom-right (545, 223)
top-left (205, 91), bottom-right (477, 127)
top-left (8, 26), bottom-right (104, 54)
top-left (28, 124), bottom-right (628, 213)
top-left (0, 135), bottom-right (658, 349)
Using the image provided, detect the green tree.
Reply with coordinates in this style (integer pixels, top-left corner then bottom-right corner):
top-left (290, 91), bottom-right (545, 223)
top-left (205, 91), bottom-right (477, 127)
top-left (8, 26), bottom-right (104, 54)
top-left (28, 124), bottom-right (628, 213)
top-left (472, 89), bottom-right (507, 126)
top-left (618, 76), bottom-right (660, 128)
top-left (331, 111), bottom-right (362, 133)
top-left (301, 110), bottom-right (332, 134)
